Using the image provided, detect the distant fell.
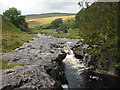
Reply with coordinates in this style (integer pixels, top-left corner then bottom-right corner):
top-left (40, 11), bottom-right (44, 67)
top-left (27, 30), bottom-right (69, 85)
top-left (26, 13), bottom-right (76, 19)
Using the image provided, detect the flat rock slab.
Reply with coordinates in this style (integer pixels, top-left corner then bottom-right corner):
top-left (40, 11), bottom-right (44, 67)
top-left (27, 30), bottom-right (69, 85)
top-left (1, 65), bottom-right (55, 89)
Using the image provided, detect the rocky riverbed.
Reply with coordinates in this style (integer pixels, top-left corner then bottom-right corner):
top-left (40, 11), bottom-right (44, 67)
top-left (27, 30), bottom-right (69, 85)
top-left (1, 33), bottom-right (120, 89)
top-left (1, 34), bottom-right (78, 90)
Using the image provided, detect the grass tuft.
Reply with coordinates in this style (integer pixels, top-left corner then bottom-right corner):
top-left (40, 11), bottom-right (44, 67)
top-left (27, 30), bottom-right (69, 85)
top-left (0, 59), bottom-right (24, 69)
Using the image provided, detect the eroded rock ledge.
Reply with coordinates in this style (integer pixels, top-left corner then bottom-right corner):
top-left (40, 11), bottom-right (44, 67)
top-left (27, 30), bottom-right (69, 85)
top-left (72, 43), bottom-right (119, 76)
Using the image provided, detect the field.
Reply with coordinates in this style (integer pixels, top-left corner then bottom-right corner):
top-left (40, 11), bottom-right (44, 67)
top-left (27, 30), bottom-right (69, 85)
top-left (26, 13), bottom-right (75, 19)
top-left (26, 14), bottom-right (75, 28)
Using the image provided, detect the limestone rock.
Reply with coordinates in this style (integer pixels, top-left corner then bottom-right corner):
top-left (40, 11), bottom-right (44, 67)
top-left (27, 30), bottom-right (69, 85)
top-left (1, 33), bottom-right (78, 89)
top-left (1, 65), bottom-right (55, 90)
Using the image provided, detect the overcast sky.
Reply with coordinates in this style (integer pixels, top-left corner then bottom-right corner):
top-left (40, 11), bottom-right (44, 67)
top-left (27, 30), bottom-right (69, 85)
top-left (0, 0), bottom-right (85, 15)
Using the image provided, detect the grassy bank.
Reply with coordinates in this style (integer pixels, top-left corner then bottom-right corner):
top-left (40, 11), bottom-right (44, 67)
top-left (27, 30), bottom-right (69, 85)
top-left (2, 15), bottom-right (36, 53)
top-left (1, 15), bottom-right (37, 69)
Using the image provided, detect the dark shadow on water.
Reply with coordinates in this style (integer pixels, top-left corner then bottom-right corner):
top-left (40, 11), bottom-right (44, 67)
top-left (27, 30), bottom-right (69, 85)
top-left (85, 71), bottom-right (120, 89)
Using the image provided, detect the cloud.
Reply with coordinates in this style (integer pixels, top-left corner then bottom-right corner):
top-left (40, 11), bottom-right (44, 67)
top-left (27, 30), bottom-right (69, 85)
top-left (0, 0), bottom-right (80, 15)
top-left (42, 2), bottom-right (80, 13)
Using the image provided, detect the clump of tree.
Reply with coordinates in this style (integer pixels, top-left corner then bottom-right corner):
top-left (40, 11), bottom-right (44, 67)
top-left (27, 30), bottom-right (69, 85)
top-left (61, 18), bottom-right (77, 29)
top-left (75, 2), bottom-right (119, 70)
top-left (57, 18), bottom-right (76, 33)
top-left (51, 18), bottom-right (63, 29)
top-left (3, 7), bottom-right (28, 31)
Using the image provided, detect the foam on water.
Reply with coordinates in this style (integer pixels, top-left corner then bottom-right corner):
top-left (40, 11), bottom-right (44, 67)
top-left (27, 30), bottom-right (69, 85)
top-left (62, 41), bottom-right (88, 88)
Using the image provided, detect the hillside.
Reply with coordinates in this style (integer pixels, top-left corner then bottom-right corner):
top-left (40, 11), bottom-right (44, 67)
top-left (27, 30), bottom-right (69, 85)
top-left (26, 13), bottom-right (75, 28)
top-left (75, 2), bottom-right (119, 71)
top-left (26, 13), bottom-right (75, 19)
top-left (2, 15), bottom-right (35, 52)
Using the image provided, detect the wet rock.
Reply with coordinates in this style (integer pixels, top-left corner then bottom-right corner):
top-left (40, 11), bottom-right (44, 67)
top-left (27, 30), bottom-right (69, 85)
top-left (83, 53), bottom-right (91, 65)
top-left (72, 44), bottom-right (84, 59)
top-left (55, 53), bottom-right (67, 65)
top-left (72, 42), bottom-right (119, 77)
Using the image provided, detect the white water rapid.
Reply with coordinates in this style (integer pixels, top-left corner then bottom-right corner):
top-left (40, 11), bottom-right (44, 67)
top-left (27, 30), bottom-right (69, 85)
top-left (62, 41), bottom-right (90, 88)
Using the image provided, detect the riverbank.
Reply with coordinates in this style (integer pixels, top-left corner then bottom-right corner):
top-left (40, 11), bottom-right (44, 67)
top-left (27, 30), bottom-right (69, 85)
top-left (2, 15), bottom-right (37, 53)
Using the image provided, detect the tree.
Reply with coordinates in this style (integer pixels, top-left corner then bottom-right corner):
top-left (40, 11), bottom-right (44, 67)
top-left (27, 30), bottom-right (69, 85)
top-left (51, 18), bottom-right (63, 29)
top-left (3, 7), bottom-right (21, 19)
top-left (3, 7), bottom-right (26, 29)
top-left (20, 22), bottom-right (29, 32)
top-left (78, 0), bottom-right (92, 9)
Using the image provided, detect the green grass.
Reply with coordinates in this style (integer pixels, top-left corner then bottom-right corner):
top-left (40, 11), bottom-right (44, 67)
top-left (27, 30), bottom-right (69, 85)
top-left (67, 28), bottom-right (79, 38)
top-left (2, 15), bottom-right (37, 53)
top-left (0, 59), bottom-right (24, 69)
top-left (41, 24), bottom-right (51, 29)
top-left (31, 28), bottom-right (56, 34)
top-left (31, 26), bottom-right (80, 39)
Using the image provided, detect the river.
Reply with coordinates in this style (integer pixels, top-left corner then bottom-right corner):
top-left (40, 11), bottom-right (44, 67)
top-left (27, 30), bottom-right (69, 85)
top-left (36, 34), bottom-right (120, 89)
top-left (61, 40), bottom-right (120, 89)
top-left (1, 33), bottom-right (120, 89)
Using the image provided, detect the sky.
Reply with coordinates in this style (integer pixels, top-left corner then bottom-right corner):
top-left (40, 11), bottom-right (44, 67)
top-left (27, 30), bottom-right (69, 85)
top-left (0, 0), bottom-right (119, 15)
top-left (0, 0), bottom-right (84, 15)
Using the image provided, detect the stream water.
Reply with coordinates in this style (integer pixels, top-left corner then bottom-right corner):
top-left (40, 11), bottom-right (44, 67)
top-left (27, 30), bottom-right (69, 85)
top-left (36, 34), bottom-right (120, 89)
top-left (33, 34), bottom-right (120, 89)
top-left (62, 44), bottom-right (87, 88)
top-left (62, 41), bottom-right (120, 89)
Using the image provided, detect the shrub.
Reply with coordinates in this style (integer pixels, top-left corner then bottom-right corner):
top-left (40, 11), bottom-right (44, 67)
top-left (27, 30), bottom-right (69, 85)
top-left (3, 7), bottom-right (28, 31)
top-left (59, 18), bottom-right (77, 32)
top-left (51, 18), bottom-right (63, 29)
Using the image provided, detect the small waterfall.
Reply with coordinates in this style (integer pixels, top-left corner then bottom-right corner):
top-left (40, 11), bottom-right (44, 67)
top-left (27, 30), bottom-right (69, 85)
top-left (62, 42), bottom-right (120, 89)
top-left (62, 42), bottom-right (89, 88)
